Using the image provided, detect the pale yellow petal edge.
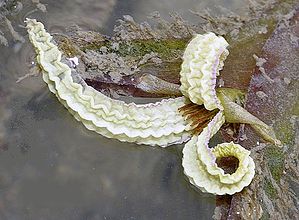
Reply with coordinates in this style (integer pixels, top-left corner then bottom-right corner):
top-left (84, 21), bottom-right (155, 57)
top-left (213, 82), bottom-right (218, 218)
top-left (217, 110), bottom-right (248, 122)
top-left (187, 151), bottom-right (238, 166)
top-left (25, 18), bottom-right (191, 147)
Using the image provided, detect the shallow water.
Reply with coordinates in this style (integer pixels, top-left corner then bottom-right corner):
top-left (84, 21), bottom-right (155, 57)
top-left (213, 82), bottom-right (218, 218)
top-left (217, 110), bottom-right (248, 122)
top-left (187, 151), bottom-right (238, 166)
top-left (0, 0), bottom-right (247, 219)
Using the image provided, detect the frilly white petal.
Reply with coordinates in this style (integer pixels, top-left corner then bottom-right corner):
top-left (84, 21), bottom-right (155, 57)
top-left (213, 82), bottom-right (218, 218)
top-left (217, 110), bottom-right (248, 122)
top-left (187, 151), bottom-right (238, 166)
top-left (182, 111), bottom-right (255, 195)
top-left (180, 33), bottom-right (229, 110)
top-left (25, 18), bottom-right (191, 147)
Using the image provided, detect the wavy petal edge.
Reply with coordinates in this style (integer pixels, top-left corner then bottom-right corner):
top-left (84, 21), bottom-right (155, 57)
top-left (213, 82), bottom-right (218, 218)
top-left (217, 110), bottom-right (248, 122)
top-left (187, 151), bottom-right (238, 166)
top-left (182, 111), bottom-right (255, 195)
top-left (25, 18), bottom-right (191, 147)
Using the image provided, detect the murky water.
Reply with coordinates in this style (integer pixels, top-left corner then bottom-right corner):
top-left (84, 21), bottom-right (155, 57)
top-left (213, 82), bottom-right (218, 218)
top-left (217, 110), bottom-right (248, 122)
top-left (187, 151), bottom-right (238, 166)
top-left (0, 0), bottom-right (246, 219)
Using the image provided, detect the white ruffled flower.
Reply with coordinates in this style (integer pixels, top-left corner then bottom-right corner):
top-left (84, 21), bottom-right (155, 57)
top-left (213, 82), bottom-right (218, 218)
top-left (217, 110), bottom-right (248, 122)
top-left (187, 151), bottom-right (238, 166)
top-left (26, 19), bottom-right (280, 195)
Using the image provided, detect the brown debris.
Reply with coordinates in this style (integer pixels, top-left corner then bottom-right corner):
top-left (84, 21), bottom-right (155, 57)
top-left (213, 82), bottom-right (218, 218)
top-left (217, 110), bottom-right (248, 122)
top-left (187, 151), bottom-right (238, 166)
top-left (179, 103), bottom-right (218, 135)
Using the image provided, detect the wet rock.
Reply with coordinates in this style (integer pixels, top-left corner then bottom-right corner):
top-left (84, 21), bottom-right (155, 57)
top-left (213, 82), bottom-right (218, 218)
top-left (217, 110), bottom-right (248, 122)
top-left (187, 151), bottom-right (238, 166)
top-left (224, 5), bottom-right (299, 220)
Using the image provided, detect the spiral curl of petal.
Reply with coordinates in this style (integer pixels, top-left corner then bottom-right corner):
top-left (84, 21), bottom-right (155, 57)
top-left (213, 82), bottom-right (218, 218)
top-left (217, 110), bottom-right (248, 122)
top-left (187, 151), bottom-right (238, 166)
top-left (181, 33), bottom-right (255, 195)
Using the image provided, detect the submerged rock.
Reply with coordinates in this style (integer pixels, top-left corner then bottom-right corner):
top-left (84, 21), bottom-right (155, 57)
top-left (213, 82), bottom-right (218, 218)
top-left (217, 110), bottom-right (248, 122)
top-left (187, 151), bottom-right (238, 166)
top-left (221, 5), bottom-right (299, 220)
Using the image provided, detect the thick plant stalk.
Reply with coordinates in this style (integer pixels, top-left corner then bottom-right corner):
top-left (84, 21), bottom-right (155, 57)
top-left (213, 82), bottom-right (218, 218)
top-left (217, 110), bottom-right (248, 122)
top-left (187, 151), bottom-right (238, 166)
top-left (217, 88), bottom-right (280, 145)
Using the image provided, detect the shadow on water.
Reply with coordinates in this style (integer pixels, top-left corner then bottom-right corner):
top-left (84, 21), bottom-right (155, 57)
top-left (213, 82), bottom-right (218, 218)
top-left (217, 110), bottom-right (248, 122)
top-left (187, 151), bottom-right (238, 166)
top-left (0, 0), bottom-right (247, 219)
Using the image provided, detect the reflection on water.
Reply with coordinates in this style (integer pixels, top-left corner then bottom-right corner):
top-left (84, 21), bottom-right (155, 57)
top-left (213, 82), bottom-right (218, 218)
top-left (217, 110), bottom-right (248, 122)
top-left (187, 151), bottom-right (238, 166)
top-left (0, 0), bottom-right (246, 219)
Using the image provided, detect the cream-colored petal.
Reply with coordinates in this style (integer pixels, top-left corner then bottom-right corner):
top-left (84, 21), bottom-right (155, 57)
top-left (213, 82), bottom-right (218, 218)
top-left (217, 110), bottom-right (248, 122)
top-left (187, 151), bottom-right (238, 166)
top-left (182, 111), bottom-right (255, 195)
top-left (180, 33), bottom-right (229, 110)
top-left (26, 19), bottom-right (191, 147)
